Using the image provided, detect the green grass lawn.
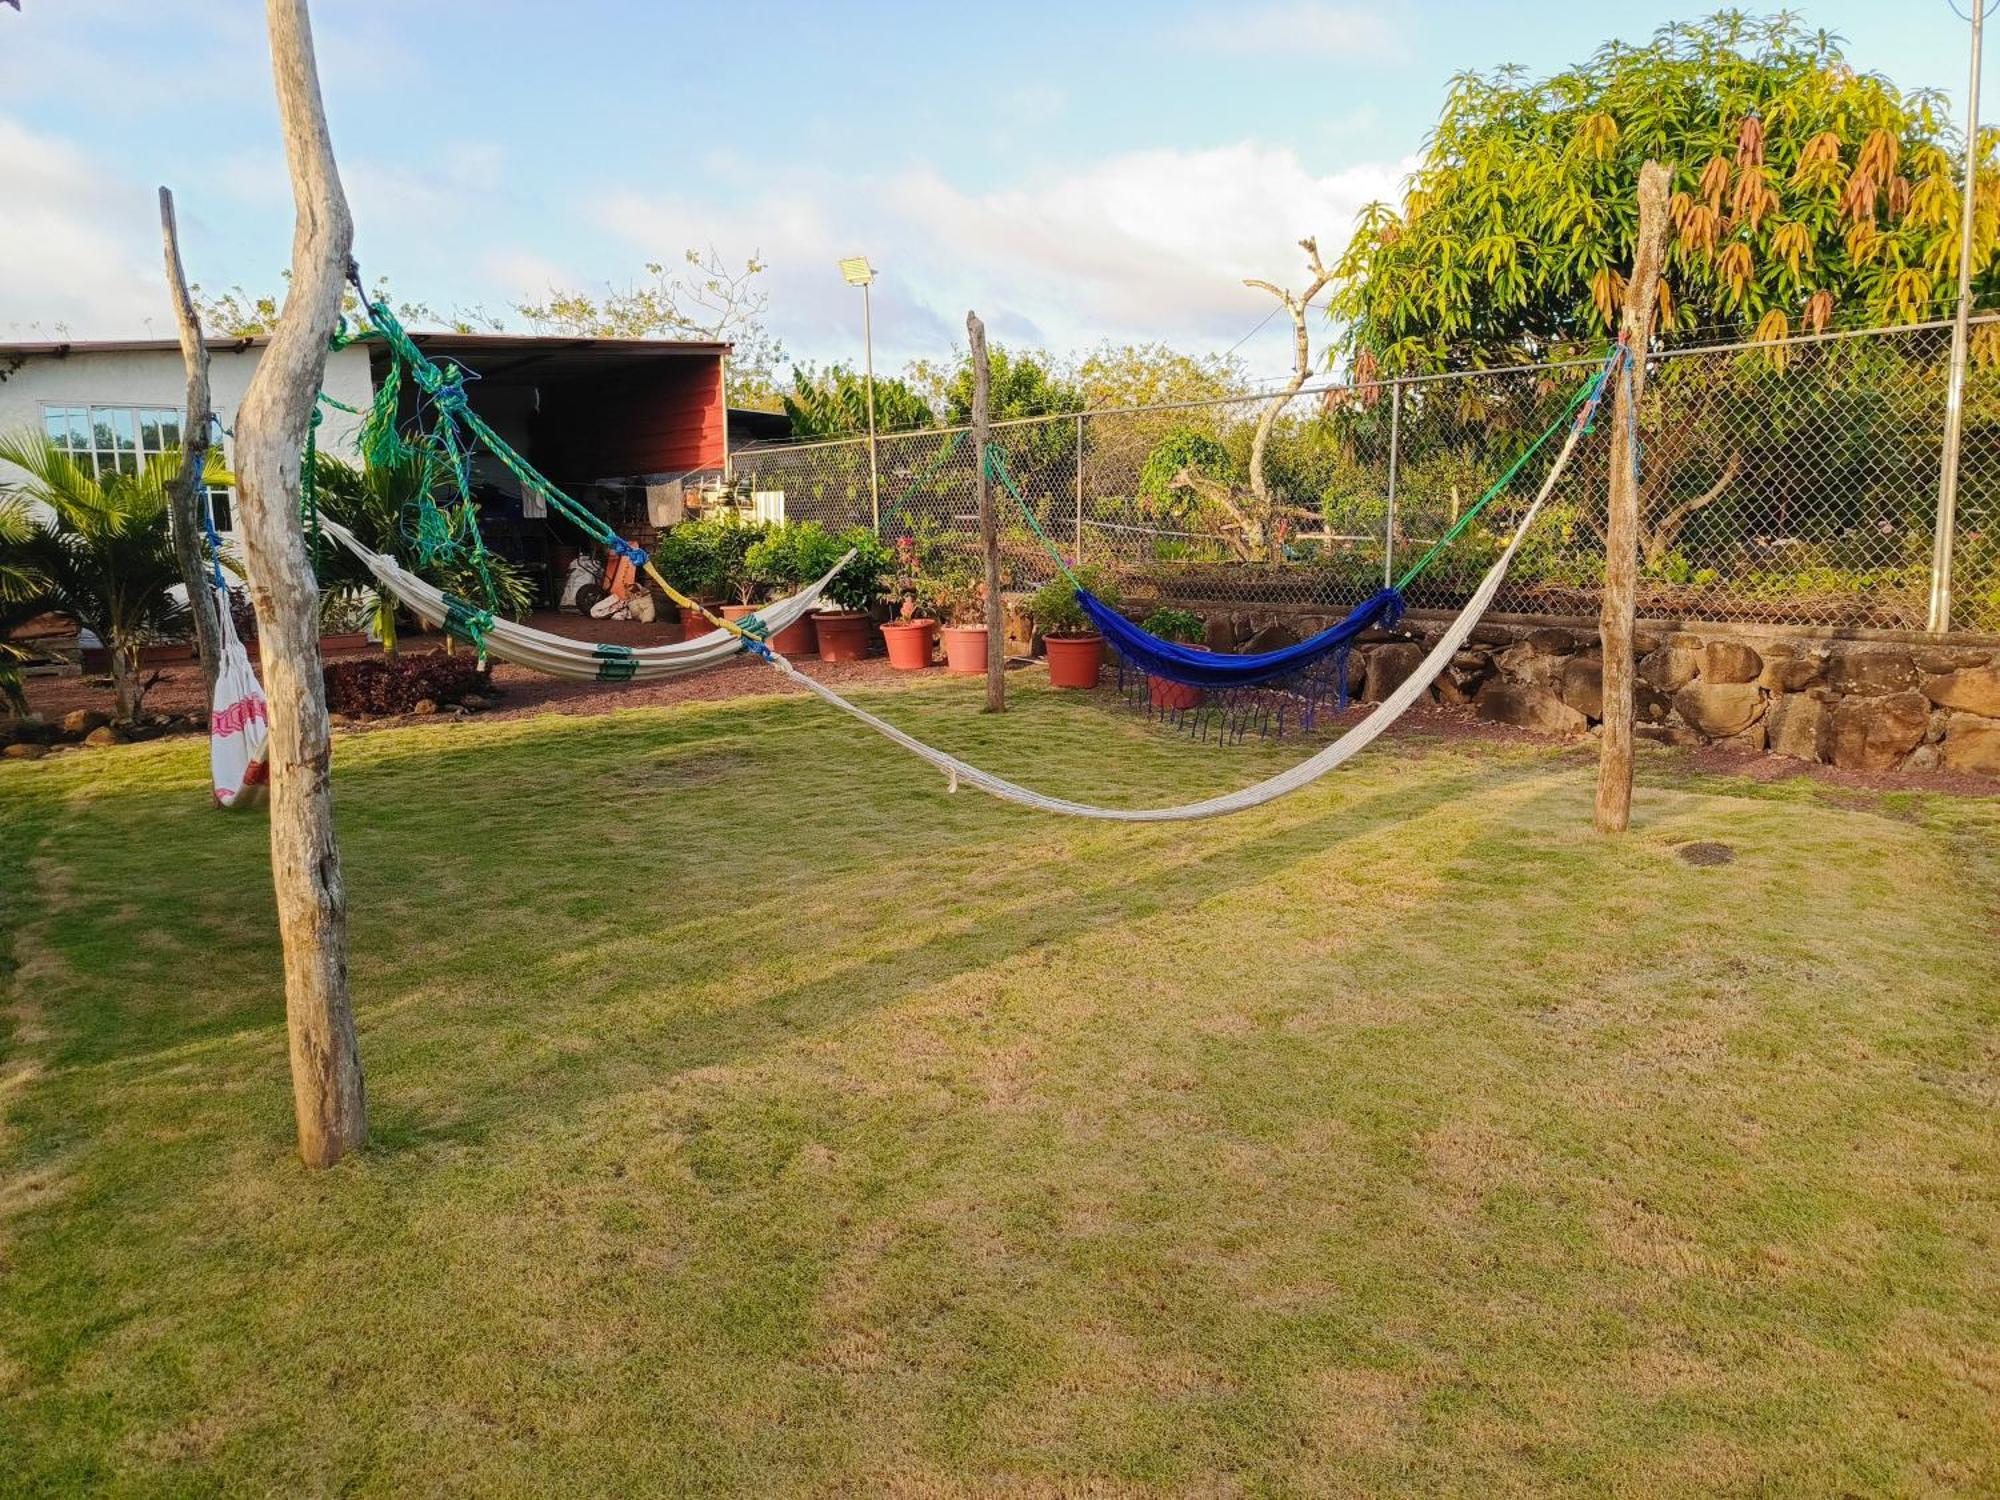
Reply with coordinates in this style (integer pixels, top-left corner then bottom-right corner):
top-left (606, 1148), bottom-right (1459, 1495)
top-left (2, 679), bottom-right (1997, 1497)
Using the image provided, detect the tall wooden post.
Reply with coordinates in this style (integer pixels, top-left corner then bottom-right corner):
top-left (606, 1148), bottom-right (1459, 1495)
top-left (234, 0), bottom-right (366, 1166)
top-left (969, 311), bottom-right (1004, 713)
top-left (1595, 160), bottom-right (1672, 835)
top-left (159, 187), bottom-right (225, 705)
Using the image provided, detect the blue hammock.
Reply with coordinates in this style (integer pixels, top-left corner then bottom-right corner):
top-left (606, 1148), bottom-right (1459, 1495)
top-left (1077, 586), bottom-right (1404, 689)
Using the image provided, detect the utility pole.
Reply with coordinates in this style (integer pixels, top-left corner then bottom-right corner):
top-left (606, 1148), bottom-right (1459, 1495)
top-left (969, 311), bottom-right (1004, 713)
top-left (1595, 160), bottom-right (1671, 836)
top-left (1930, 0), bottom-right (1986, 632)
top-left (839, 256), bottom-right (881, 531)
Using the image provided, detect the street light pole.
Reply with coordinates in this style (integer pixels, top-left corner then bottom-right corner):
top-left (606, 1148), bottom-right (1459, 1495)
top-left (1930, 0), bottom-right (1987, 632)
top-left (839, 256), bottom-right (881, 533)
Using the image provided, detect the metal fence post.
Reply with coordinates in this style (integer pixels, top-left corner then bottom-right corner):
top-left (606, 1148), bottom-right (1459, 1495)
top-left (1074, 411), bottom-right (1086, 565)
top-left (1929, 0), bottom-right (1983, 632)
top-left (1384, 379), bottom-right (1402, 589)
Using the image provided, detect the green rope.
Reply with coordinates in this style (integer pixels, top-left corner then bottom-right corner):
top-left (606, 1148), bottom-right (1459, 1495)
top-left (986, 446), bottom-right (1083, 587)
top-left (302, 408), bottom-right (322, 558)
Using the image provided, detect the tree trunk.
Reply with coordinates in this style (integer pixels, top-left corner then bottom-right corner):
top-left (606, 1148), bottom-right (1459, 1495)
top-left (1243, 238), bottom-right (1332, 559)
top-left (110, 641), bottom-right (139, 722)
top-left (1595, 161), bottom-right (1672, 836)
top-left (970, 311), bottom-right (1004, 713)
top-left (159, 187), bottom-right (225, 706)
top-left (235, 0), bottom-right (365, 1167)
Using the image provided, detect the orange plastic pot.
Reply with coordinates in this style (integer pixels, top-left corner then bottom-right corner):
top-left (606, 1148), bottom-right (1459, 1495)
top-left (941, 624), bottom-right (988, 675)
top-left (813, 610), bottom-right (873, 662)
top-left (1149, 675), bottom-right (1205, 712)
top-left (1043, 633), bottom-right (1105, 689)
top-left (880, 619), bottom-right (937, 670)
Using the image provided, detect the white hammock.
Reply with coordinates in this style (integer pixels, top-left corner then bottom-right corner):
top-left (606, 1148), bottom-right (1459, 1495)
top-left (764, 410), bottom-right (1587, 822)
top-left (323, 406), bottom-right (1579, 821)
top-left (318, 518), bottom-right (846, 682)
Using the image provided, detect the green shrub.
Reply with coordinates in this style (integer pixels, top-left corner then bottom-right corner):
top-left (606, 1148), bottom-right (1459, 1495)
top-left (1140, 607), bottom-right (1205, 644)
top-left (1027, 567), bottom-right (1119, 638)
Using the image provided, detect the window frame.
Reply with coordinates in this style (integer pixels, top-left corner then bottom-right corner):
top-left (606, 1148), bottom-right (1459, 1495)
top-left (40, 401), bottom-right (234, 532)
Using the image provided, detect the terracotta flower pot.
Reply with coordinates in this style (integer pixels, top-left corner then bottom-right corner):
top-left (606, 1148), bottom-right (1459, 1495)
top-left (83, 641), bottom-right (196, 670)
top-left (941, 624), bottom-right (988, 675)
top-left (767, 616), bottom-right (816, 655)
top-left (880, 618), bottom-right (937, 670)
top-left (1149, 675), bottom-right (1205, 712)
top-left (1043, 633), bottom-right (1105, 689)
top-left (813, 610), bottom-right (874, 662)
top-left (678, 603), bottom-right (721, 641)
top-left (721, 603), bottom-right (759, 622)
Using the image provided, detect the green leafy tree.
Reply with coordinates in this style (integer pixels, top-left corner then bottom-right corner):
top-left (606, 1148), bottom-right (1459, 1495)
top-left (941, 346), bottom-right (1084, 425)
top-left (0, 433), bottom-right (203, 719)
top-left (0, 495), bottom-right (44, 715)
top-left (1330, 11), bottom-right (2000, 376)
top-left (782, 364), bottom-right (937, 439)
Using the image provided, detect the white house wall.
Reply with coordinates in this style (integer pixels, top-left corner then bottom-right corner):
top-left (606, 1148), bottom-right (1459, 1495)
top-left (0, 343), bottom-right (374, 535)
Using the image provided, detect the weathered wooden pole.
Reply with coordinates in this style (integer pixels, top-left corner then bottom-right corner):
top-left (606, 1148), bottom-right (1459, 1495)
top-left (234, 0), bottom-right (365, 1166)
top-left (1595, 159), bottom-right (1672, 835)
top-left (969, 311), bottom-right (1004, 713)
top-left (159, 187), bottom-right (225, 705)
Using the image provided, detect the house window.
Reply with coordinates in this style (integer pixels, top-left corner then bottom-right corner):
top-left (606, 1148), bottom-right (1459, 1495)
top-left (42, 403), bottom-right (234, 530)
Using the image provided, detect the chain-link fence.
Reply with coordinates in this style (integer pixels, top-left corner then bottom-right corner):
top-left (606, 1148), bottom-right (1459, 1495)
top-left (734, 316), bottom-right (2000, 636)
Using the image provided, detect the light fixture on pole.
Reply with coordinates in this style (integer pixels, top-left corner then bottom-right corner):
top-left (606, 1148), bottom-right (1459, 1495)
top-left (839, 255), bottom-right (882, 531)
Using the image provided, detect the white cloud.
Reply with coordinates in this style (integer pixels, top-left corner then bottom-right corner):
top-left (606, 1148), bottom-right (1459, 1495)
top-left (1175, 2), bottom-right (1406, 62)
top-left (0, 116), bottom-right (168, 338)
top-left (591, 142), bottom-right (1409, 374)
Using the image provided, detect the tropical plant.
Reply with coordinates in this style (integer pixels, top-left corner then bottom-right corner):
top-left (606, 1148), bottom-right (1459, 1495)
top-left (744, 521), bottom-right (830, 592)
top-left (1140, 607), bottom-right (1205, 645)
top-left (782, 365), bottom-right (937, 439)
top-left (667, 513), bottom-right (770, 604)
top-left (817, 526), bottom-right (894, 612)
top-left (0, 494), bottom-right (44, 715)
top-left (308, 452), bottom-right (533, 652)
top-left (1330, 12), bottom-right (2000, 375)
top-left (1027, 566), bottom-right (1119, 638)
top-left (0, 432), bottom-right (199, 720)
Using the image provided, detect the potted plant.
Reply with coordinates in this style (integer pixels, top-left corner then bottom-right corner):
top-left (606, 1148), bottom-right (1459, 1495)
top-left (1027, 567), bottom-right (1119, 689)
top-left (743, 521), bottom-right (824, 656)
top-left (710, 515), bottom-right (771, 626)
top-left (878, 534), bottom-right (937, 670)
top-left (653, 521), bottom-right (727, 640)
top-left (804, 525), bottom-right (892, 662)
top-left (1140, 607), bottom-right (1206, 711)
top-left (933, 561), bottom-right (988, 675)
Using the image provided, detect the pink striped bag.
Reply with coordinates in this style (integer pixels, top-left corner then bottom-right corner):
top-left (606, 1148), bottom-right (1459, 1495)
top-left (209, 584), bottom-right (270, 809)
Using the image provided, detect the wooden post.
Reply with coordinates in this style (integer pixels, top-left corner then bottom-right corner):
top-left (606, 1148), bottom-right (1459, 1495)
top-left (159, 187), bottom-right (225, 706)
top-left (234, 0), bottom-right (366, 1166)
top-left (1595, 160), bottom-right (1672, 835)
top-left (969, 311), bottom-right (1004, 713)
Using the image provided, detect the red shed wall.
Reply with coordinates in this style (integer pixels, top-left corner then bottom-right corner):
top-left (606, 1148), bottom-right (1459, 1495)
top-left (537, 357), bottom-right (724, 478)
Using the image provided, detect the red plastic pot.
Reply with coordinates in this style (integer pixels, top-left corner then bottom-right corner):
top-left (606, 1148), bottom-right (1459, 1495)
top-left (880, 619), bottom-right (936, 670)
top-left (1149, 675), bottom-right (1205, 712)
top-left (1043, 633), bottom-right (1105, 689)
top-left (813, 610), bottom-right (874, 662)
top-left (941, 624), bottom-right (988, 675)
top-left (767, 616), bottom-right (816, 656)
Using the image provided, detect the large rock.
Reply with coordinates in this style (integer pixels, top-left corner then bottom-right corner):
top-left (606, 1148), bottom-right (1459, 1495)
top-left (1941, 713), bottom-right (2000, 777)
top-left (1468, 624), bottom-right (1513, 647)
top-left (3, 742), bottom-right (48, 760)
top-left (1202, 614), bottom-right (1235, 653)
top-left (1524, 626), bottom-right (1577, 655)
top-left (1915, 647), bottom-right (1996, 674)
top-left (1494, 640), bottom-right (1563, 686)
top-left (1820, 690), bottom-right (1929, 770)
top-left (1701, 639), bottom-right (1763, 685)
top-left (1757, 646), bottom-right (1823, 693)
top-left (1241, 621), bottom-right (1299, 655)
top-left (1824, 647), bottom-right (1916, 697)
top-left (1364, 642), bottom-right (1427, 703)
top-left (1766, 693), bottom-right (1828, 761)
top-left (61, 708), bottom-right (109, 737)
top-left (1638, 644), bottom-right (1699, 692)
top-left (1560, 656), bottom-right (1604, 719)
top-left (1475, 681), bottom-right (1587, 736)
top-left (1920, 665), bottom-right (2000, 718)
top-left (1672, 681), bottom-right (1765, 739)
top-left (82, 725), bottom-right (125, 748)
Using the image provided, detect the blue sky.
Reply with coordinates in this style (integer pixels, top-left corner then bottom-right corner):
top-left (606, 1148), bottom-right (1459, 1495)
top-left (0, 1), bottom-right (1985, 378)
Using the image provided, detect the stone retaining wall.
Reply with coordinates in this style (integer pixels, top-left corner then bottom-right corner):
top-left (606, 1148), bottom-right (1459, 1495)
top-left (1191, 605), bottom-right (2000, 779)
